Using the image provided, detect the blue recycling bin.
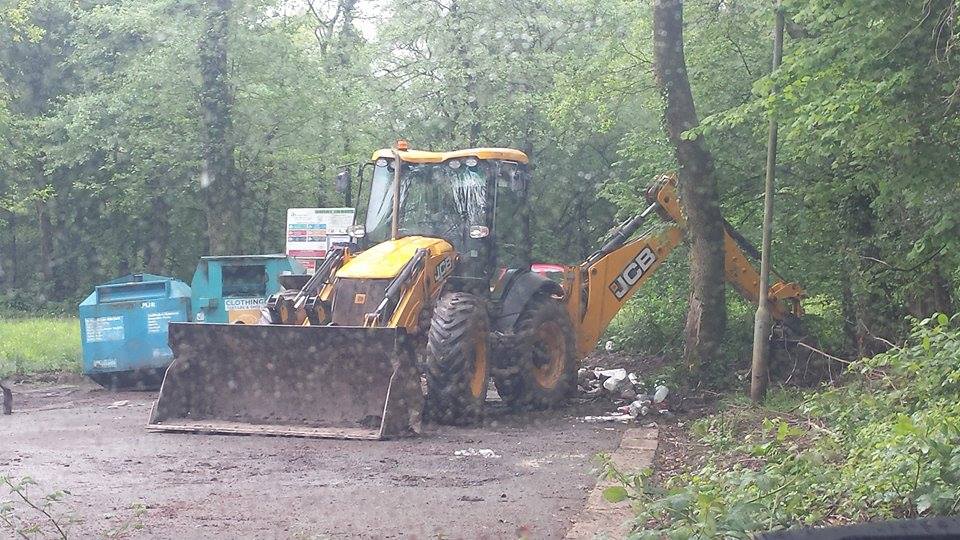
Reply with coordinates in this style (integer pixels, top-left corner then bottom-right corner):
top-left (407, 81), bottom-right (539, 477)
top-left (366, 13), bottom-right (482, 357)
top-left (189, 255), bottom-right (304, 324)
top-left (79, 274), bottom-right (191, 389)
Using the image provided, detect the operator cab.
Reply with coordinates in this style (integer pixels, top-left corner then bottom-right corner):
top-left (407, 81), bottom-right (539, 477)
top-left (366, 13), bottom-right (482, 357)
top-left (345, 144), bottom-right (532, 286)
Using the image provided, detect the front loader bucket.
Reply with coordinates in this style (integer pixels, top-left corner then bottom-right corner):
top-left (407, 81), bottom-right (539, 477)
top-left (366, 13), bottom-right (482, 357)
top-left (147, 323), bottom-right (423, 440)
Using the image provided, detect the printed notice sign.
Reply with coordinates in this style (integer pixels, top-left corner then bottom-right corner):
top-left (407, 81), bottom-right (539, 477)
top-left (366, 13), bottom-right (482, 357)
top-left (285, 207), bottom-right (355, 272)
top-left (146, 311), bottom-right (184, 334)
top-left (84, 316), bottom-right (124, 343)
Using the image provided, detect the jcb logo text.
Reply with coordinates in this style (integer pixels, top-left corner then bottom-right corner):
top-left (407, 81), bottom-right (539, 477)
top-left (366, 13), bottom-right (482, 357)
top-left (609, 247), bottom-right (657, 300)
top-left (435, 257), bottom-right (454, 281)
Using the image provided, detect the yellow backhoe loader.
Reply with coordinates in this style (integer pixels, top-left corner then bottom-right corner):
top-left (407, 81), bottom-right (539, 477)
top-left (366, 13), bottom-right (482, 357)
top-left (148, 143), bottom-right (804, 439)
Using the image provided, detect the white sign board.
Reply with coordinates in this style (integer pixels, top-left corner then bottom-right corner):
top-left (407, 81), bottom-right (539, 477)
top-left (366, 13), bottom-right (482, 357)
top-left (285, 207), bottom-right (355, 272)
top-left (84, 316), bottom-right (124, 343)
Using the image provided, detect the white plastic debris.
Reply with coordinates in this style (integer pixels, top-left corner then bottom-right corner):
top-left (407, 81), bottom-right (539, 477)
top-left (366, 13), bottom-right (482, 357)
top-left (653, 385), bottom-right (669, 403)
top-left (628, 372), bottom-right (641, 387)
top-left (454, 448), bottom-right (501, 459)
top-left (596, 368), bottom-right (626, 380)
top-left (107, 400), bottom-right (129, 409)
top-left (601, 370), bottom-right (630, 393)
top-left (604, 340), bottom-right (615, 352)
top-left (581, 414), bottom-right (634, 423)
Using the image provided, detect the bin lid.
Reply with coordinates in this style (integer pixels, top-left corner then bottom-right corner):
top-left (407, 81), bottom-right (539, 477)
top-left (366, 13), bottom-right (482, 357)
top-left (80, 274), bottom-right (190, 307)
top-left (200, 254), bottom-right (291, 261)
top-left (101, 273), bottom-right (173, 285)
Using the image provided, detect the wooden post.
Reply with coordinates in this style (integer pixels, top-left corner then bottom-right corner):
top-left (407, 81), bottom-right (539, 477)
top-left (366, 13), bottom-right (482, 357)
top-left (1, 381), bottom-right (11, 415)
top-left (750, 4), bottom-right (785, 404)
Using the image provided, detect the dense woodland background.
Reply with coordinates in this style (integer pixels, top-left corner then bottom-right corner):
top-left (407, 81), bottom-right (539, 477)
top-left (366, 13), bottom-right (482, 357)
top-left (1, 0), bottom-right (958, 367)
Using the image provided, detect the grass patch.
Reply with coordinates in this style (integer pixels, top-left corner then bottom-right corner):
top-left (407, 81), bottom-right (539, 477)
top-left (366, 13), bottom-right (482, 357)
top-left (0, 317), bottom-right (82, 376)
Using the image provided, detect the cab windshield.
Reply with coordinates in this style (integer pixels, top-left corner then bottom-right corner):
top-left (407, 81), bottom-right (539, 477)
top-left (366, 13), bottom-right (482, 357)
top-left (365, 159), bottom-right (488, 245)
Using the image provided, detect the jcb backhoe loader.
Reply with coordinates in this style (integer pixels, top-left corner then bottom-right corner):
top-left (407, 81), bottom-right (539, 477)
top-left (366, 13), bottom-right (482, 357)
top-left (148, 143), bottom-right (804, 439)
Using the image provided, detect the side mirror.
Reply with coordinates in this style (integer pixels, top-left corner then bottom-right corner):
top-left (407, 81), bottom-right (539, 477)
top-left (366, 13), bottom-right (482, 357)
top-left (335, 168), bottom-right (352, 193)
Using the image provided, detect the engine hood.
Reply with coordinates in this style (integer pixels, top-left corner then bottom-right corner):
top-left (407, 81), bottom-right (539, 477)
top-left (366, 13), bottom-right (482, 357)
top-left (336, 236), bottom-right (454, 280)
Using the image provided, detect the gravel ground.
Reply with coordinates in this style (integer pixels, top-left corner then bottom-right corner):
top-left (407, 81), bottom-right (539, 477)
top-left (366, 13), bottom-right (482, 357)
top-left (1, 378), bottom-right (625, 539)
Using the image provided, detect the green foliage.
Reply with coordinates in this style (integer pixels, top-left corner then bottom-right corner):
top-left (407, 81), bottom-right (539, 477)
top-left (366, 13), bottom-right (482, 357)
top-left (0, 0), bottom-right (957, 374)
top-left (608, 314), bottom-right (960, 537)
top-left (604, 251), bottom-right (688, 357)
top-left (796, 294), bottom-right (846, 353)
top-left (0, 475), bottom-right (71, 539)
top-left (103, 503), bottom-right (146, 539)
top-left (0, 317), bottom-right (81, 377)
top-left (0, 475), bottom-right (146, 538)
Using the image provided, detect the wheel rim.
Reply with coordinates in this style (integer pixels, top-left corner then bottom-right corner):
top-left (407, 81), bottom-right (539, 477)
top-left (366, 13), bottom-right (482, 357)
top-left (469, 328), bottom-right (488, 399)
top-left (532, 321), bottom-right (565, 389)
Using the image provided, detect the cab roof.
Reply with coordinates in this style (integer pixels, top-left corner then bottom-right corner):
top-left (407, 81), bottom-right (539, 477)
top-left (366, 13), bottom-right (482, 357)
top-left (371, 147), bottom-right (529, 164)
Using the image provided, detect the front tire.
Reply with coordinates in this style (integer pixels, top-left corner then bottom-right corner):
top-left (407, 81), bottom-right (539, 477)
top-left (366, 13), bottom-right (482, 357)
top-left (494, 294), bottom-right (577, 409)
top-left (425, 292), bottom-right (490, 425)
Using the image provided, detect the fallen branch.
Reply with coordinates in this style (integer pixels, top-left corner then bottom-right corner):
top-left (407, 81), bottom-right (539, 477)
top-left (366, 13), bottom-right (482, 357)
top-left (797, 342), bottom-right (854, 365)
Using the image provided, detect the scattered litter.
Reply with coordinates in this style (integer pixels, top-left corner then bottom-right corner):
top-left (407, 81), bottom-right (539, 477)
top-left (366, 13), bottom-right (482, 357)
top-left (620, 397), bottom-right (651, 418)
top-left (454, 448), bottom-right (501, 459)
top-left (580, 363), bottom-right (673, 422)
top-left (106, 400), bottom-right (129, 409)
top-left (458, 495), bottom-right (484, 502)
top-left (604, 340), bottom-right (616, 352)
top-left (581, 414), bottom-right (634, 423)
top-left (519, 458), bottom-right (555, 468)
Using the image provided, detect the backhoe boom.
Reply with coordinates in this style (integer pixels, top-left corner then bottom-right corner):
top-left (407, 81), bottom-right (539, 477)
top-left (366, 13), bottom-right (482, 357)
top-left (563, 174), bottom-right (804, 358)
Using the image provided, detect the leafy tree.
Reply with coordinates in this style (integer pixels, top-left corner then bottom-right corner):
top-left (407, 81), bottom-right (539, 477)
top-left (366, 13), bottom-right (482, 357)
top-left (652, 0), bottom-right (727, 381)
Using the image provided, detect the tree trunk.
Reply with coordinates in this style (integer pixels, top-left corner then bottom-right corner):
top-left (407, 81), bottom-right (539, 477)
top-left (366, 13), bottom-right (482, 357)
top-left (145, 186), bottom-right (170, 274)
top-left (258, 183), bottom-right (272, 254)
top-left (336, 0), bottom-right (359, 67)
top-left (906, 264), bottom-right (954, 318)
top-left (840, 270), bottom-right (859, 357)
top-left (652, 0), bottom-right (727, 381)
top-left (449, 0), bottom-right (481, 146)
top-left (199, 0), bottom-right (240, 256)
top-left (36, 199), bottom-right (54, 286)
top-left (0, 211), bottom-right (15, 289)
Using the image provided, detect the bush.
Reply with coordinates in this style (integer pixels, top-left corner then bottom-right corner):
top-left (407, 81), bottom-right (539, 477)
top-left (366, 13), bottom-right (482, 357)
top-left (605, 313), bottom-right (960, 538)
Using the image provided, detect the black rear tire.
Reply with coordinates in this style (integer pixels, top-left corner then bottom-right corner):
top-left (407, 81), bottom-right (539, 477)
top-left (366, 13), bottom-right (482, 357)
top-left (425, 292), bottom-right (490, 425)
top-left (494, 294), bottom-right (577, 409)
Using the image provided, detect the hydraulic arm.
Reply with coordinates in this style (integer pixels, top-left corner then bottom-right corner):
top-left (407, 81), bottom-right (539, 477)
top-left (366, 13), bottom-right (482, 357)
top-left (563, 174), bottom-right (804, 358)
